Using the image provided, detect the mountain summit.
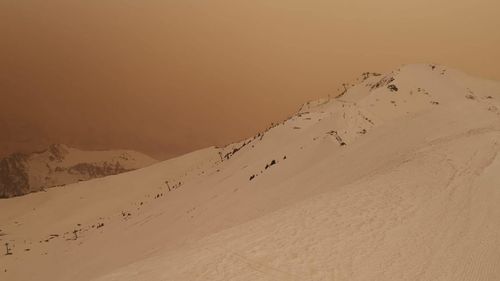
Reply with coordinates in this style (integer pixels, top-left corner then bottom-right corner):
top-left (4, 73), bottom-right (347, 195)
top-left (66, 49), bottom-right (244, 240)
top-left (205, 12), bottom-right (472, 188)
top-left (1, 64), bottom-right (499, 281)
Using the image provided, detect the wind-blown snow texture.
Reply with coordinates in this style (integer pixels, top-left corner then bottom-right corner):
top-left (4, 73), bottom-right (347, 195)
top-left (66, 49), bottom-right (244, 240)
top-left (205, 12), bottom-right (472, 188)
top-left (1, 64), bottom-right (500, 281)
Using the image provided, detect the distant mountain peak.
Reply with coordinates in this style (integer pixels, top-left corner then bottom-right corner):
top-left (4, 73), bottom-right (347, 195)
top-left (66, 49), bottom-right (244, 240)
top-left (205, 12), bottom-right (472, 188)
top-left (0, 144), bottom-right (157, 198)
top-left (46, 144), bottom-right (69, 162)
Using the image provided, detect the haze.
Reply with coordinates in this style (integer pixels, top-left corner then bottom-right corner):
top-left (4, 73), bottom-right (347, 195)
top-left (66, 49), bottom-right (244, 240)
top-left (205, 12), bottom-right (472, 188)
top-left (1, 0), bottom-right (499, 159)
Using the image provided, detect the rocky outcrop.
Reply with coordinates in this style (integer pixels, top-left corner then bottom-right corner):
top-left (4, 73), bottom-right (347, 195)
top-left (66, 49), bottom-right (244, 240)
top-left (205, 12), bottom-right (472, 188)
top-left (0, 154), bottom-right (30, 198)
top-left (0, 144), bottom-right (156, 198)
top-left (67, 162), bottom-right (130, 178)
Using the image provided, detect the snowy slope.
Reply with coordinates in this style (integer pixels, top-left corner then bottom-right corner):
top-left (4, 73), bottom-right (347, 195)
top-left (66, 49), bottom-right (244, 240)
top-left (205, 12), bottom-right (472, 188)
top-left (1, 64), bottom-right (500, 281)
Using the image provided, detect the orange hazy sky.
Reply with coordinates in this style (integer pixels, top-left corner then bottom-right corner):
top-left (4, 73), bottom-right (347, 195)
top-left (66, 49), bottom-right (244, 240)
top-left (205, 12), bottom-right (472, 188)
top-left (1, 0), bottom-right (499, 159)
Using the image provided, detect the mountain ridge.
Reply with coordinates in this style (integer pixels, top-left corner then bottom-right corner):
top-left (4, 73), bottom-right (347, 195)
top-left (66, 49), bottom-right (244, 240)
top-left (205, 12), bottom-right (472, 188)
top-left (0, 144), bottom-right (157, 198)
top-left (1, 64), bottom-right (499, 280)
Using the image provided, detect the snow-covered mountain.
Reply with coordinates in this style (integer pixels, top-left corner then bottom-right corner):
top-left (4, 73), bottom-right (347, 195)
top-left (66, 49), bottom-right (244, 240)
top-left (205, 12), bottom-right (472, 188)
top-left (1, 64), bottom-right (499, 281)
top-left (0, 144), bottom-right (157, 198)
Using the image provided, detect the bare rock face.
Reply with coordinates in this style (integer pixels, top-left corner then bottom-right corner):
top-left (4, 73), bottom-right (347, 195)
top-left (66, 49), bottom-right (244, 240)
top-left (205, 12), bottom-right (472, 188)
top-left (0, 144), bottom-right (157, 198)
top-left (0, 154), bottom-right (30, 197)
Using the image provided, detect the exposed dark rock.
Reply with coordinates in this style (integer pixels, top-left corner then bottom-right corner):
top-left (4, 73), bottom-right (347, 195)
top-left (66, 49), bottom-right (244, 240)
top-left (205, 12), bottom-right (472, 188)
top-left (264, 160), bottom-right (277, 170)
top-left (387, 84), bottom-right (399, 92)
top-left (67, 162), bottom-right (130, 178)
top-left (465, 94), bottom-right (476, 100)
top-left (0, 144), bottom-right (155, 198)
top-left (360, 72), bottom-right (382, 82)
top-left (0, 154), bottom-right (30, 198)
top-left (370, 76), bottom-right (395, 91)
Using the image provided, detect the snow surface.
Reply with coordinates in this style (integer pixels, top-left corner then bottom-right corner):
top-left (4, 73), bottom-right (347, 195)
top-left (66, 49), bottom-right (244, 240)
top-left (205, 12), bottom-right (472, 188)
top-left (1, 64), bottom-right (500, 281)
